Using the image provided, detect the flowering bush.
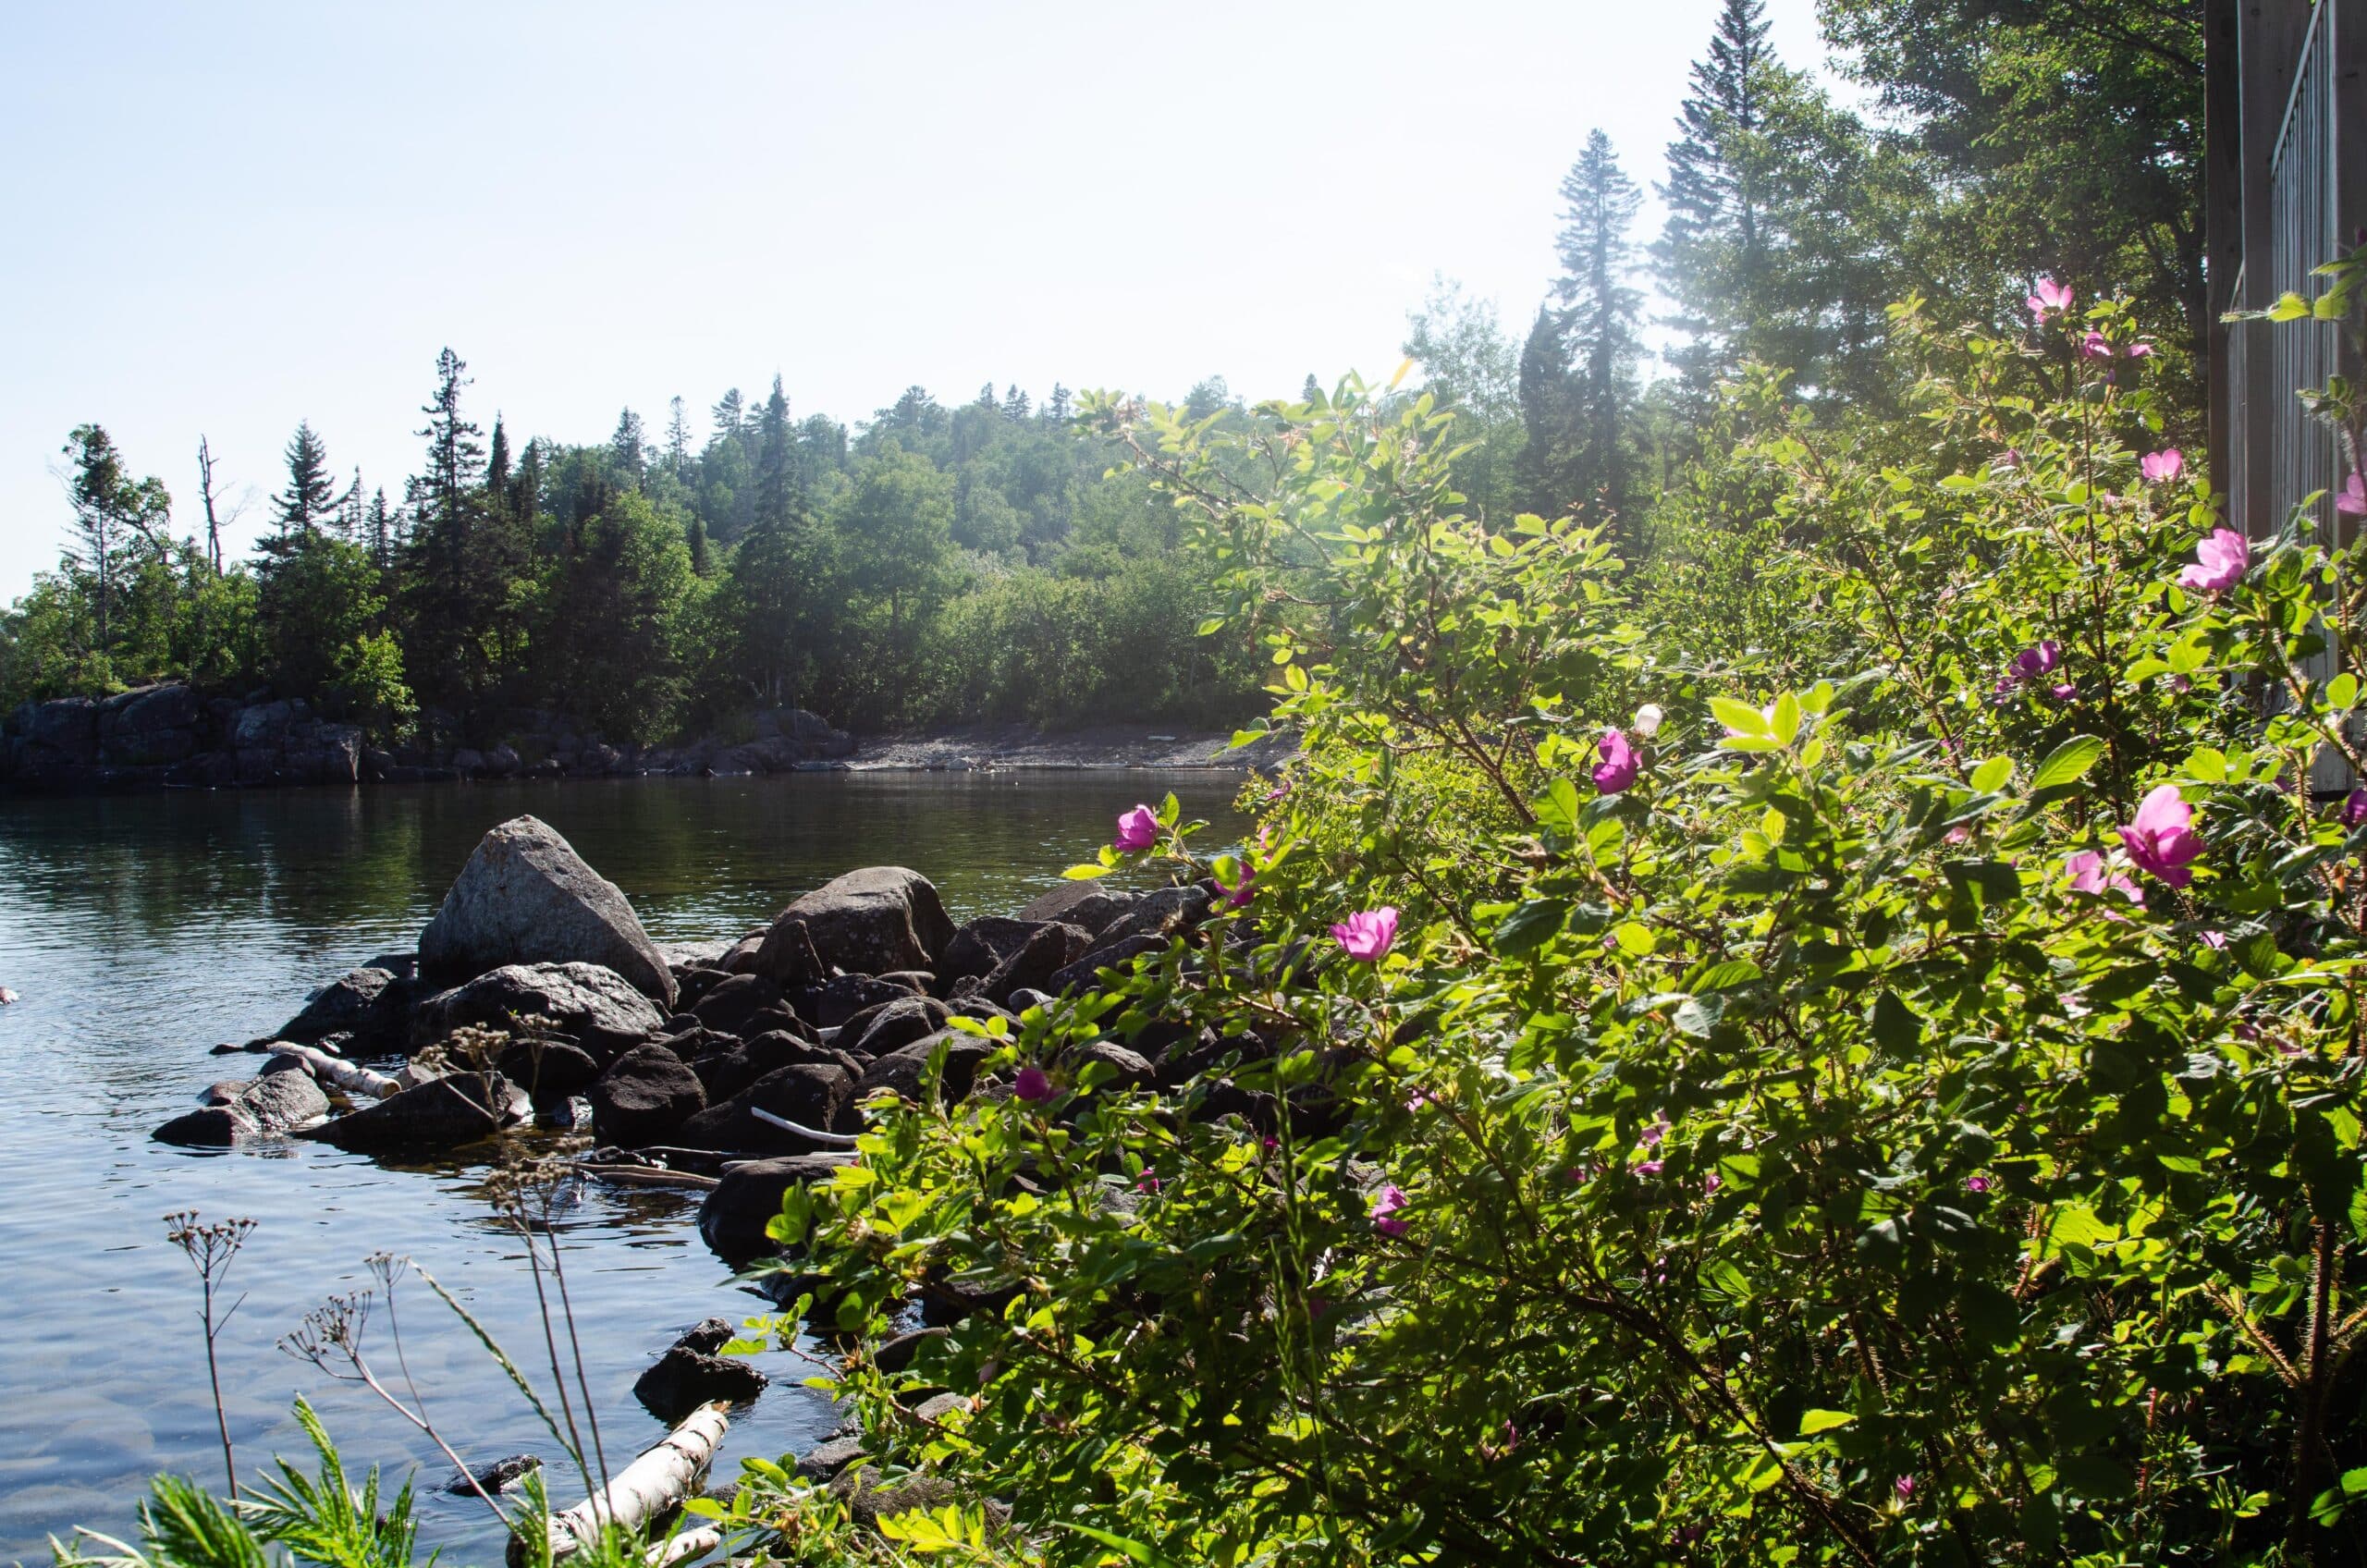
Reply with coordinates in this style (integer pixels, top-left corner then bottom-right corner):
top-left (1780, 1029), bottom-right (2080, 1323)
top-left (772, 258), bottom-right (2367, 1565)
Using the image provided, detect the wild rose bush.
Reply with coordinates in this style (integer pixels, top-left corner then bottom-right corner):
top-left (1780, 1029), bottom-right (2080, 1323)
top-left (772, 263), bottom-right (2367, 1566)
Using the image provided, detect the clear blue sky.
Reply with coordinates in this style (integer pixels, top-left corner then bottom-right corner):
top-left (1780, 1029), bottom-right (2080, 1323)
top-left (0, 0), bottom-right (1828, 597)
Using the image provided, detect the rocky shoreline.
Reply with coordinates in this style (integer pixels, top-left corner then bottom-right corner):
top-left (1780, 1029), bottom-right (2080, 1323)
top-left (153, 813), bottom-right (1262, 1446)
top-left (0, 681), bottom-right (1279, 792)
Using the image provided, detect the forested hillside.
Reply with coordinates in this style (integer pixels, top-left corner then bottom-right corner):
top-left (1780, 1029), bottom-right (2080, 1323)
top-left (1, 0), bottom-right (2203, 757)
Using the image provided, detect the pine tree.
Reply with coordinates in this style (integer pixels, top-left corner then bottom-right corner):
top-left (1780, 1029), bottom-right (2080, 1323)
top-left (686, 514), bottom-right (711, 577)
top-left (1045, 385), bottom-right (1073, 423)
top-left (754, 375), bottom-right (798, 528)
top-left (1001, 385), bottom-right (1031, 421)
top-left (366, 487), bottom-right (396, 570)
top-left (1303, 374), bottom-right (1322, 406)
top-left (712, 387), bottom-right (747, 441)
top-left (1515, 307), bottom-right (1578, 516)
top-left (267, 422), bottom-right (347, 547)
top-left (60, 423), bottom-right (171, 667)
top-left (612, 408), bottom-right (646, 480)
top-left (975, 382), bottom-right (998, 410)
top-left (487, 414), bottom-right (512, 505)
top-left (665, 397), bottom-right (692, 473)
top-left (1553, 129), bottom-right (1646, 519)
top-left (512, 437), bottom-right (543, 527)
top-left (418, 349), bottom-right (485, 533)
top-left (1655, 0), bottom-right (1774, 396)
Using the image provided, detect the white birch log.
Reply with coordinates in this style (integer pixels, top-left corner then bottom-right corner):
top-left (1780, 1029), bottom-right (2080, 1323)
top-left (578, 1164), bottom-right (721, 1191)
top-left (645, 1525), bottom-right (722, 1567)
top-left (277, 1043), bottom-right (402, 1100)
top-left (748, 1106), bottom-right (860, 1147)
top-left (516, 1400), bottom-right (730, 1565)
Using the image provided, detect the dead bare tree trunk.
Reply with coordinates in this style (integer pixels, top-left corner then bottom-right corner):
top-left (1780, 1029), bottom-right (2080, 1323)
top-left (515, 1401), bottom-right (730, 1565)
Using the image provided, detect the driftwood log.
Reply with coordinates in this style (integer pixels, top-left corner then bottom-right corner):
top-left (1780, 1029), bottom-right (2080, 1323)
top-left (512, 1400), bottom-right (730, 1565)
top-left (277, 1042), bottom-right (403, 1100)
top-left (748, 1106), bottom-right (860, 1148)
top-left (645, 1525), bottom-right (722, 1567)
top-left (578, 1164), bottom-right (721, 1191)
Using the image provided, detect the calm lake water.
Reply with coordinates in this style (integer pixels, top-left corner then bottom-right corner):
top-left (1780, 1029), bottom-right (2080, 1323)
top-left (0, 773), bottom-right (1246, 1563)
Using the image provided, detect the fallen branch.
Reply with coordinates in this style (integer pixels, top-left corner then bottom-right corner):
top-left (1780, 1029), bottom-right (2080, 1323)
top-left (748, 1107), bottom-right (860, 1147)
top-left (646, 1525), bottom-right (722, 1567)
top-left (277, 1043), bottom-right (402, 1100)
top-left (513, 1400), bottom-right (730, 1565)
top-left (578, 1164), bottom-right (720, 1191)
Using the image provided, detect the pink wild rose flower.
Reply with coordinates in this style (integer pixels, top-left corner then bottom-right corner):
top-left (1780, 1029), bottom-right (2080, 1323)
top-left (2344, 787), bottom-right (2367, 828)
top-left (2119, 784), bottom-right (2204, 888)
top-left (1331, 906), bottom-right (1399, 962)
top-left (1113, 803), bottom-right (1159, 852)
top-left (1370, 1183), bottom-right (1410, 1237)
top-left (2140, 448), bottom-right (2183, 484)
top-left (1013, 1065), bottom-right (1053, 1103)
top-left (2177, 528), bottom-right (2250, 593)
top-left (2338, 472), bottom-right (2367, 518)
top-left (1592, 728), bottom-right (1639, 794)
top-left (2028, 276), bottom-right (2073, 318)
top-left (2066, 849), bottom-right (2143, 906)
top-left (2081, 329), bottom-right (2113, 359)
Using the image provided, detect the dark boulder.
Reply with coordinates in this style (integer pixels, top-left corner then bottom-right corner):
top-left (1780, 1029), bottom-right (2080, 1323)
top-left (679, 1062), bottom-right (855, 1154)
top-left (1069, 1039), bottom-right (1157, 1094)
top-left (632, 1317), bottom-right (767, 1421)
top-left (939, 917), bottom-right (1044, 983)
top-left (690, 1030), bottom-right (855, 1103)
top-left (279, 967), bottom-right (415, 1048)
top-left (981, 922), bottom-right (1090, 1006)
top-left (154, 1066), bottom-right (332, 1145)
top-left (875, 969), bottom-right (938, 996)
top-left (1048, 933), bottom-right (1169, 996)
top-left (843, 995), bottom-right (950, 1059)
top-left (411, 962), bottom-right (665, 1059)
top-left (738, 1004), bottom-right (816, 1043)
top-left (857, 1031), bottom-right (994, 1103)
top-left (1014, 883), bottom-right (1139, 937)
top-left (310, 1072), bottom-right (525, 1151)
top-left (495, 1037), bottom-right (602, 1098)
top-left (698, 1152), bottom-right (857, 1258)
top-left (153, 1104), bottom-right (260, 1147)
top-left (589, 1042), bottom-right (706, 1147)
top-left (689, 973), bottom-right (784, 1036)
top-left (795, 1436), bottom-right (869, 1481)
top-left (795, 974), bottom-right (919, 1030)
top-left (418, 815), bottom-right (676, 1007)
top-left (749, 917), bottom-right (825, 988)
top-left (759, 867), bottom-right (953, 979)
top-left (1095, 884), bottom-right (1215, 949)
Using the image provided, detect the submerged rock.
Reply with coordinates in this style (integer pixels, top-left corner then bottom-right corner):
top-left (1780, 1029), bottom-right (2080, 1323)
top-left (153, 1062), bottom-right (333, 1145)
top-left (418, 815), bottom-right (676, 1007)
top-left (698, 1151), bottom-right (857, 1258)
top-left (448, 1454), bottom-right (543, 1497)
top-left (278, 966), bottom-right (414, 1047)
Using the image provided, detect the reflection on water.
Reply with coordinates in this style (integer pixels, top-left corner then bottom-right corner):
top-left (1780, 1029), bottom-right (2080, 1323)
top-left (0, 773), bottom-right (1247, 1562)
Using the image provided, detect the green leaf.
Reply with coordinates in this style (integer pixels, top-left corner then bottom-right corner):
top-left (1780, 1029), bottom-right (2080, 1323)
top-left (1711, 696), bottom-right (1770, 736)
top-left (1062, 863), bottom-right (1115, 880)
top-left (1799, 1409), bottom-right (1855, 1435)
top-left (1690, 959), bottom-right (1763, 992)
top-left (1612, 922), bottom-right (1656, 956)
top-left (1050, 1522), bottom-right (1192, 1568)
top-left (1492, 898), bottom-right (1570, 957)
top-left (2030, 734), bottom-right (2106, 791)
top-left (1970, 756), bottom-right (2012, 793)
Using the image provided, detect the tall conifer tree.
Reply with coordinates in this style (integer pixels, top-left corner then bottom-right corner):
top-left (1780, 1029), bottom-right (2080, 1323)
top-left (1554, 130), bottom-right (1646, 520)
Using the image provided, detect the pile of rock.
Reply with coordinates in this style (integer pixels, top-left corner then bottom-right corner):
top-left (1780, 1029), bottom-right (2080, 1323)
top-left (159, 814), bottom-right (1239, 1268)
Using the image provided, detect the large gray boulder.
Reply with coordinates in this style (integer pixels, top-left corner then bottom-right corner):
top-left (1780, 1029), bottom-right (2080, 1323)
top-left (418, 816), bottom-right (675, 1007)
top-left (758, 868), bottom-right (952, 980)
top-left (309, 1072), bottom-right (526, 1151)
top-left (411, 962), bottom-right (666, 1058)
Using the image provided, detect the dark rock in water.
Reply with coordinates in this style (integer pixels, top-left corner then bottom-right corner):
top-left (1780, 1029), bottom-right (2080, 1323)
top-left (448, 1454), bottom-right (542, 1497)
top-left (718, 931), bottom-right (766, 975)
top-left (759, 867), bottom-right (954, 980)
top-left (940, 916), bottom-right (1044, 983)
top-left (201, 1079), bottom-right (250, 1106)
top-left (982, 922), bottom-right (1090, 1006)
top-left (1014, 883), bottom-right (1138, 937)
top-left (690, 973), bottom-right (783, 1036)
top-left (309, 1072), bottom-right (523, 1151)
top-left (699, 1152), bottom-right (857, 1258)
top-left (795, 1435), bottom-right (869, 1481)
top-left (633, 1318), bottom-right (767, 1421)
top-left (363, 951), bottom-right (420, 982)
top-left (749, 916), bottom-right (825, 988)
top-left (495, 1037), bottom-right (601, 1098)
top-left (1048, 933), bottom-right (1169, 996)
top-left (589, 1042), bottom-right (706, 1146)
top-left (153, 1104), bottom-right (261, 1147)
top-left (843, 995), bottom-right (950, 1060)
top-left (417, 815), bottom-right (677, 1007)
top-left (796, 974), bottom-right (917, 1030)
top-left (679, 1063), bottom-right (855, 1153)
top-left (279, 966), bottom-right (414, 1047)
top-left (857, 1031), bottom-right (994, 1103)
top-left (828, 1467), bottom-right (972, 1531)
top-left (411, 962), bottom-right (665, 1059)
